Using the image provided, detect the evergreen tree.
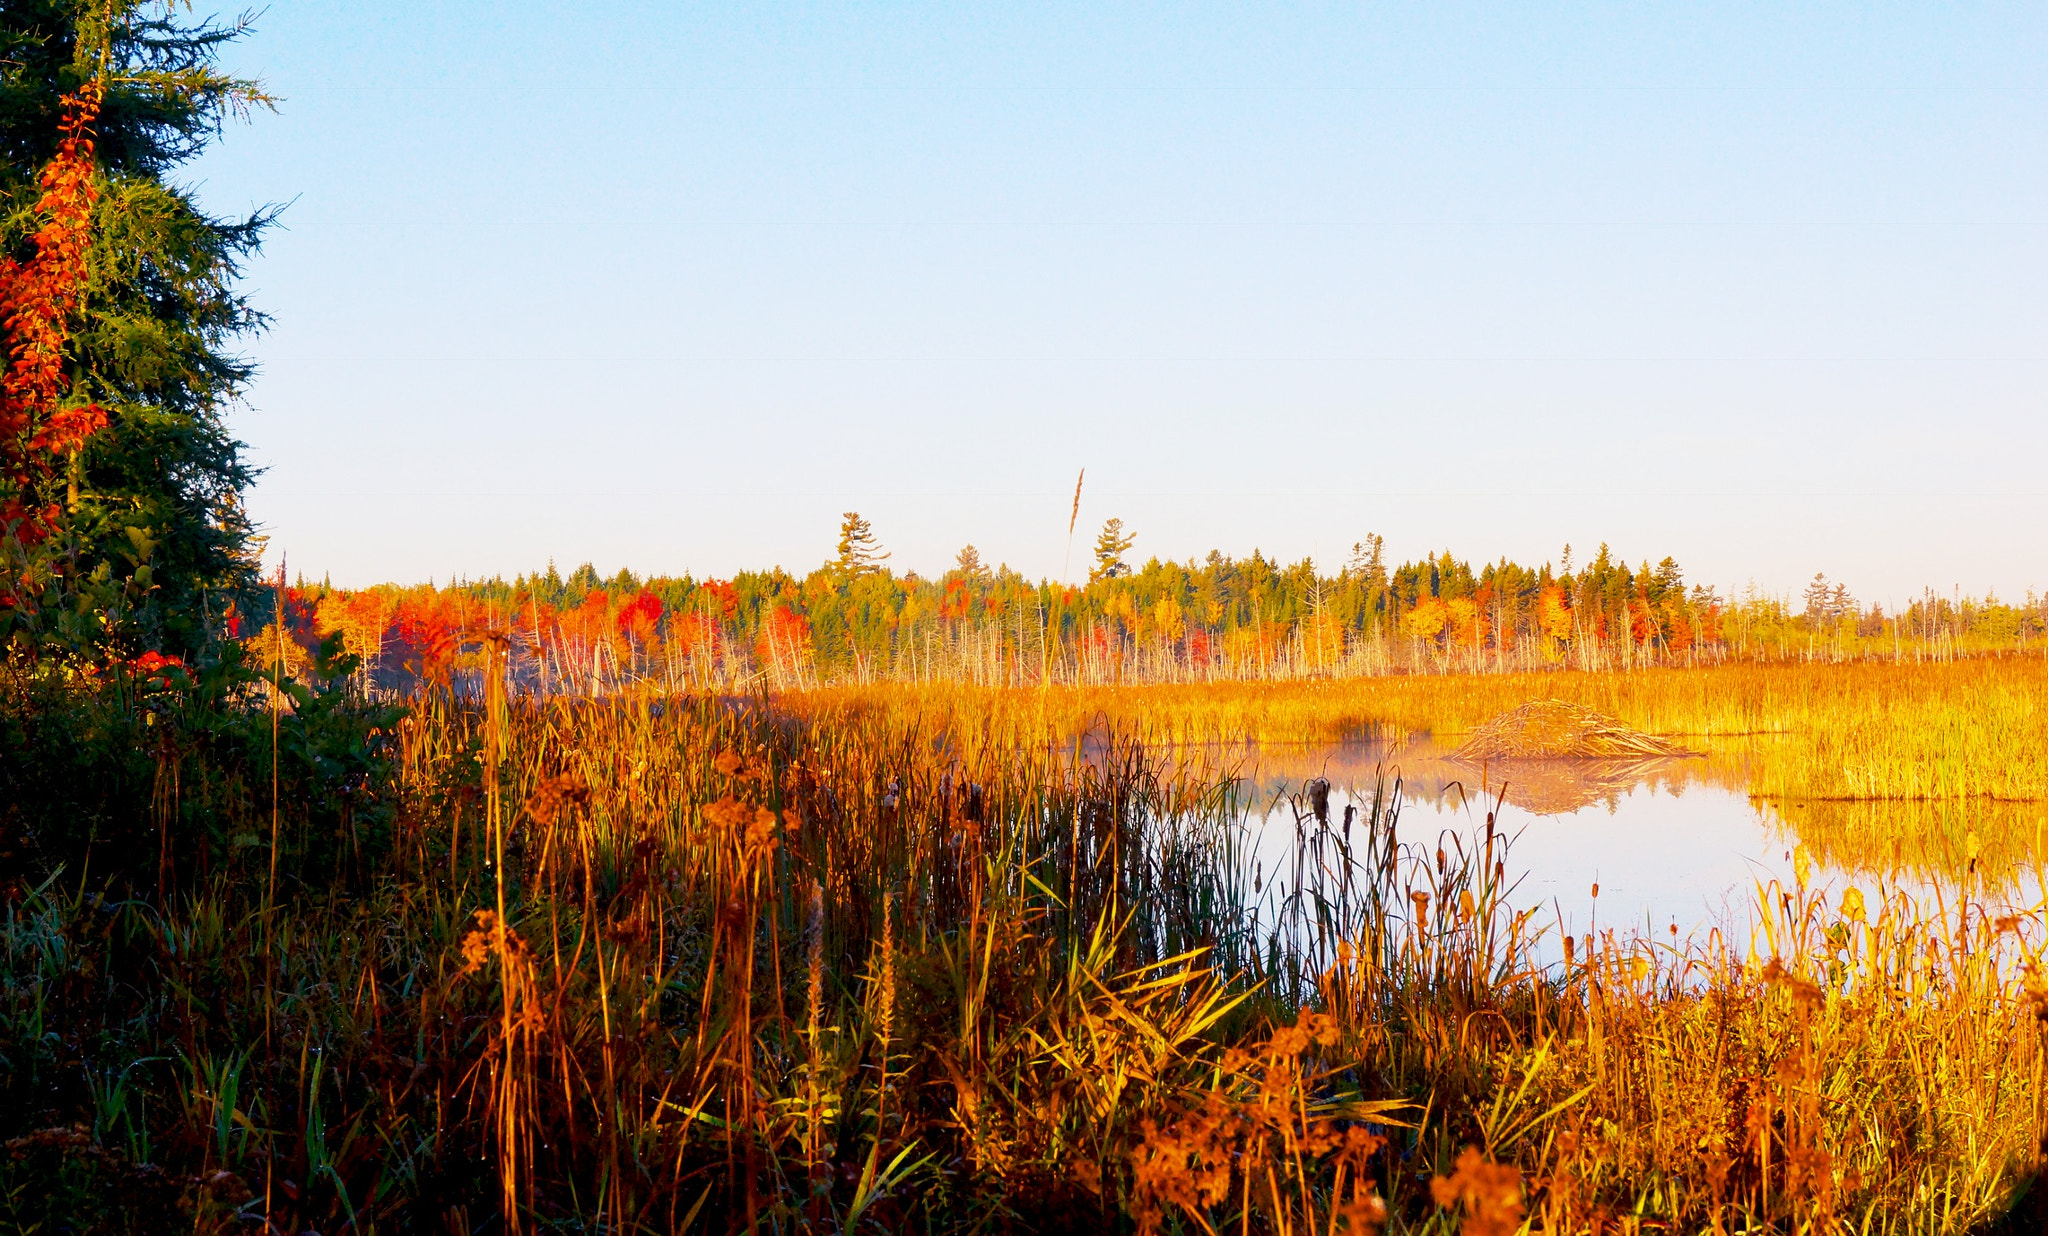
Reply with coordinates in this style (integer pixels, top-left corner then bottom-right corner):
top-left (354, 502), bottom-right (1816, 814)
top-left (566, 561), bottom-right (601, 603)
top-left (1345, 535), bottom-right (1386, 587)
top-left (834, 511), bottom-right (888, 580)
top-left (1802, 572), bottom-right (1832, 624)
top-left (1653, 556), bottom-right (1684, 599)
top-left (0, 0), bottom-right (274, 657)
top-left (1345, 534), bottom-right (1388, 624)
top-left (1090, 517), bottom-right (1134, 582)
top-left (953, 543), bottom-right (987, 581)
top-left (537, 558), bottom-right (565, 607)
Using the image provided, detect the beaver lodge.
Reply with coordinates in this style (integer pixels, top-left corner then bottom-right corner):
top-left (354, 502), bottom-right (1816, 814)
top-left (1451, 698), bottom-right (1694, 761)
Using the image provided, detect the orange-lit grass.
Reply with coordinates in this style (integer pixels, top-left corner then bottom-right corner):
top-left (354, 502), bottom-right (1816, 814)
top-left (801, 655), bottom-right (2048, 803)
top-left (7, 676), bottom-right (2048, 1232)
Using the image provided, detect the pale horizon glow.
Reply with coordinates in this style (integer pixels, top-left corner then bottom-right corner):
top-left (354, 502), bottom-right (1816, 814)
top-left (185, 3), bottom-right (2048, 607)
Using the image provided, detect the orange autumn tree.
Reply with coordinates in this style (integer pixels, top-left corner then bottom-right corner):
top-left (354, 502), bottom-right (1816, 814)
top-left (1536, 584), bottom-right (1574, 660)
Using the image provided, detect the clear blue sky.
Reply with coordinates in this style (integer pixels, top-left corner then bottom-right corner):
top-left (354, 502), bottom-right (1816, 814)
top-left (188, 3), bottom-right (2048, 604)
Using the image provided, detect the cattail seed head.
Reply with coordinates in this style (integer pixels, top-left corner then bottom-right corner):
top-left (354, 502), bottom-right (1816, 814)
top-left (806, 879), bottom-right (825, 1044)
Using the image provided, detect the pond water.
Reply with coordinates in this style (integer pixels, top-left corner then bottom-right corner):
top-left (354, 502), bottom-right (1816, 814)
top-left (1220, 736), bottom-right (2046, 953)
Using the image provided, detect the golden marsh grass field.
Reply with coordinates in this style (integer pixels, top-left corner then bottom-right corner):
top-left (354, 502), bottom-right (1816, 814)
top-left (6, 656), bottom-right (2047, 1232)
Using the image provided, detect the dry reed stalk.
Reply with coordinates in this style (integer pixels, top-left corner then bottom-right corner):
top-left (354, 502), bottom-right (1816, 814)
top-left (460, 908), bottom-right (543, 1231)
top-left (804, 878), bottom-right (827, 1222)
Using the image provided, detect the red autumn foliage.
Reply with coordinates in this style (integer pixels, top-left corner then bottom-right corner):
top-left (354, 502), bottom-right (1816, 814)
top-left (129, 649), bottom-right (184, 685)
top-left (283, 586), bottom-right (320, 630)
top-left (1629, 587), bottom-right (1658, 645)
top-left (754, 603), bottom-right (811, 670)
top-left (1, 79), bottom-right (107, 542)
top-left (615, 589), bottom-right (663, 639)
top-left (941, 578), bottom-right (971, 621)
top-left (391, 591), bottom-right (468, 681)
top-left (697, 578), bottom-right (740, 618)
top-left (1081, 622), bottom-right (1117, 666)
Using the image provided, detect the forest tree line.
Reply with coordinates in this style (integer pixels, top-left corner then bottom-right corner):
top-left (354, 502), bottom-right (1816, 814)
top-left (258, 515), bottom-right (2048, 693)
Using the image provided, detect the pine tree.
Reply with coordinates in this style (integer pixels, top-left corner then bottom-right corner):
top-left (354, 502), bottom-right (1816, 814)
top-left (0, 0), bottom-right (275, 657)
top-left (1802, 573), bottom-right (1832, 624)
top-left (1345, 534), bottom-right (1388, 626)
top-left (1090, 518), bottom-right (1134, 582)
top-left (834, 511), bottom-right (889, 580)
top-left (953, 544), bottom-right (987, 581)
top-left (1653, 556), bottom-right (1684, 600)
top-left (1345, 534), bottom-right (1386, 587)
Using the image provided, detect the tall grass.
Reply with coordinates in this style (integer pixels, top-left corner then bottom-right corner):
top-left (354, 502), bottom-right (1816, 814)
top-left (3, 674), bottom-right (2045, 1232)
top-left (808, 658), bottom-right (2048, 803)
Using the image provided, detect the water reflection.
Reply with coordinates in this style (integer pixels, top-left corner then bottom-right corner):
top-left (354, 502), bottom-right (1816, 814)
top-left (1217, 735), bottom-right (2045, 949)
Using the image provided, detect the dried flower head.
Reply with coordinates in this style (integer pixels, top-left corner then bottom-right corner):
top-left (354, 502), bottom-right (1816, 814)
top-left (1761, 956), bottom-right (1823, 1015)
top-left (1430, 1147), bottom-right (1524, 1236)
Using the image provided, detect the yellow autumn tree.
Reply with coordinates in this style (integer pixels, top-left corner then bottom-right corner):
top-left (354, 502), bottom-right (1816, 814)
top-left (1152, 594), bottom-right (1186, 643)
top-left (315, 589), bottom-right (392, 670)
top-left (1403, 597), bottom-right (1450, 643)
top-left (1537, 585), bottom-right (1573, 659)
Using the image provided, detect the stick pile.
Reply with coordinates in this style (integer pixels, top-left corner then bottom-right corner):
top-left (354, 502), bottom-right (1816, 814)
top-left (1451, 698), bottom-right (1692, 761)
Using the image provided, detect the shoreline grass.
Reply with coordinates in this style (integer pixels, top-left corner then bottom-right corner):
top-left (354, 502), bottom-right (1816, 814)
top-left (798, 657), bottom-right (2048, 804)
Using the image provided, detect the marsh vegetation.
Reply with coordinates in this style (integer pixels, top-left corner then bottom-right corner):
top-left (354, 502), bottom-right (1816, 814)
top-left (6, 653), bottom-right (2047, 1233)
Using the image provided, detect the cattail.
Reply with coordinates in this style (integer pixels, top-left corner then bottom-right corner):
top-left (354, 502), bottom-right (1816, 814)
top-left (870, 887), bottom-right (897, 1157)
top-left (804, 878), bottom-right (826, 1192)
top-left (806, 880), bottom-right (824, 1048)
top-left (879, 890), bottom-right (895, 1039)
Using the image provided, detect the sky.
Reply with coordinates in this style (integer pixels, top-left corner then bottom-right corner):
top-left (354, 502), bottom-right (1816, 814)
top-left (185, 2), bottom-right (2048, 604)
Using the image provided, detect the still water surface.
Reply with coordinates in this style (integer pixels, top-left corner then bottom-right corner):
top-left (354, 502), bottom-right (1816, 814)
top-left (1223, 737), bottom-right (2043, 950)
